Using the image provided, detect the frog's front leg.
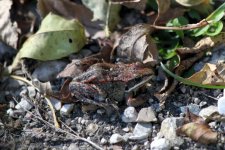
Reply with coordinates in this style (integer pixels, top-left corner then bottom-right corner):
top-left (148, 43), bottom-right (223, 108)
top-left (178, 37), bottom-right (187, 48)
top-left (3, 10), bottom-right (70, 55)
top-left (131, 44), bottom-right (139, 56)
top-left (69, 81), bottom-right (107, 103)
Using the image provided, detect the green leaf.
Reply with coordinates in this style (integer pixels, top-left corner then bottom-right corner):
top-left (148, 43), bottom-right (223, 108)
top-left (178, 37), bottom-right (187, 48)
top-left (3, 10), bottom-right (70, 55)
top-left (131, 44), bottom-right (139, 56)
top-left (192, 3), bottom-right (225, 37)
top-left (206, 2), bottom-right (225, 22)
top-left (12, 13), bottom-right (86, 67)
top-left (160, 62), bottom-right (225, 89)
top-left (206, 21), bottom-right (223, 36)
top-left (192, 25), bottom-right (210, 37)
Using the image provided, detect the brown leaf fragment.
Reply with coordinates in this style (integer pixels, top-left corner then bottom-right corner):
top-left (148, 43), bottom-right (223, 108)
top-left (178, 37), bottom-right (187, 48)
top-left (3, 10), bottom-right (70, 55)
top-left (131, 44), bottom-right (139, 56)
top-left (0, 0), bottom-right (20, 48)
top-left (37, 0), bottom-right (101, 35)
top-left (114, 24), bottom-right (158, 66)
top-left (112, 0), bottom-right (146, 10)
top-left (154, 0), bottom-right (171, 25)
top-left (177, 109), bottom-right (218, 144)
top-left (148, 8), bottom-right (187, 25)
top-left (177, 123), bottom-right (218, 144)
top-left (187, 63), bottom-right (225, 86)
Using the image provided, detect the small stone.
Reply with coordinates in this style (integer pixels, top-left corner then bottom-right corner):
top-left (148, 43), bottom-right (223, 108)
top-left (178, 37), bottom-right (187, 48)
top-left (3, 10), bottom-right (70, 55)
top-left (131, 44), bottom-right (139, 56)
top-left (81, 104), bottom-right (98, 112)
top-left (218, 97), bottom-right (225, 115)
top-left (193, 97), bottom-right (200, 104)
top-left (9, 101), bottom-right (15, 108)
top-left (158, 117), bottom-right (184, 146)
top-left (131, 145), bottom-right (139, 150)
top-left (121, 107), bottom-right (138, 123)
top-left (100, 138), bottom-right (107, 145)
top-left (15, 98), bottom-right (33, 111)
top-left (89, 45), bottom-right (99, 53)
top-left (32, 60), bottom-right (67, 82)
top-left (77, 117), bottom-right (82, 124)
top-left (129, 123), bottom-right (152, 140)
top-left (27, 86), bottom-right (36, 98)
top-left (81, 119), bottom-right (86, 125)
top-left (180, 86), bottom-right (186, 94)
top-left (123, 133), bottom-right (133, 142)
top-left (68, 143), bottom-right (79, 150)
top-left (136, 107), bottom-right (157, 122)
top-left (20, 88), bottom-right (28, 96)
top-left (199, 105), bottom-right (218, 119)
top-left (144, 141), bottom-right (150, 149)
top-left (97, 109), bottom-right (105, 115)
top-left (180, 103), bottom-right (200, 115)
top-left (50, 98), bottom-right (62, 111)
top-left (122, 127), bottom-right (130, 132)
top-left (86, 123), bottom-right (99, 135)
top-left (199, 101), bottom-right (207, 107)
top-left (151, 138), bottom-right (171, 150)
top-left (60, 104), bottom-right (74, 115)
top-left (109, 133), bottom-right (125, 144)
top-left (80, 49), bottom-right (93, 57)
top-left (7, 108), bottom-right (14, 117)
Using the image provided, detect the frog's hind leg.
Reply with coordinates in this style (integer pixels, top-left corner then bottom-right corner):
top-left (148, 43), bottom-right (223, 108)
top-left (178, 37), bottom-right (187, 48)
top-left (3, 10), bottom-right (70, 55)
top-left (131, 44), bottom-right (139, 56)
top-left (80, 96), bottom-right (119, 115)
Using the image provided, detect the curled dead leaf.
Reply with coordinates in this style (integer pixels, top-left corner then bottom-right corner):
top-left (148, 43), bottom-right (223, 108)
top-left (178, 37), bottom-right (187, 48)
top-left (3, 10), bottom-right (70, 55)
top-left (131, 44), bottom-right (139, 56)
top-left (177, 122), bottom-right (218, 144)
top-left (177, 108), bottom-right (219, 144)
top-left (0, 0), bottom-right (20, 48)
top-left (154, 0), bottom-right (171, 25)
top-left (187, 63), bottom-right (225, 86)
top-left (113, 24), bottom-right (158, 66)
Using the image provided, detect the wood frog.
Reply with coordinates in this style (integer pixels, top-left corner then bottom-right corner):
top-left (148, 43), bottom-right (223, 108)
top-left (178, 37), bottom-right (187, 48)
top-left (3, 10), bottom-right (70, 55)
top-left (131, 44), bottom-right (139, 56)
top-left (68, 62), bottom-right (154, 108)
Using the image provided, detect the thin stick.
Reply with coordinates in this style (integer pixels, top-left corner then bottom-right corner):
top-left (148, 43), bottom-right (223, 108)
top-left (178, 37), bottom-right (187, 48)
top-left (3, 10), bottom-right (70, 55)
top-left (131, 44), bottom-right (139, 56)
top-left (150, 19), bottom-right (211, 31)
top-left (10, 75), bottom-right (60, 128)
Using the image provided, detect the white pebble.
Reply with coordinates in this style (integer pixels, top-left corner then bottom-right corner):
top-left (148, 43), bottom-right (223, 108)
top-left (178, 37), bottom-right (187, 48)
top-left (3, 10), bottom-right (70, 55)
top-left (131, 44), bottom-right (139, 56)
top-left (109, 133), bottom-right (125, 144)
top-left (100, 138), bottom-right (107, 144)
top-left (27, 86), bottom-right (36, 98)
top-left (15, 98), bottom-right (33, 111)
top-left (121, 107), bottom-right (138, 123)
top-left (60, 104), bottom-right (74, 115)
top-left (218, 96), bottom-right (225, 115)
top-left (7, 108), bottom-right (14, 117)
top-left (151, 138), bottom-right (171, 150)
top-left (50, 98), bottom-right (62, 111)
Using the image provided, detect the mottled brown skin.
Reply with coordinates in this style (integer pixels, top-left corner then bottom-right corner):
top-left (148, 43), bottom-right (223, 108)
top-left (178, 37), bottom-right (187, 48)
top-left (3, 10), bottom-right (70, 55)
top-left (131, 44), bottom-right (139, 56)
top-left (69, 62), bottom-right (153, 106)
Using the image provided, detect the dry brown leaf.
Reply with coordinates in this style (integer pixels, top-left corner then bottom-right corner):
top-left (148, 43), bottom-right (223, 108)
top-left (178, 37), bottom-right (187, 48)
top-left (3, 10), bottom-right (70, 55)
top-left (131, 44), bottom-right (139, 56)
top-left (0, 0), bottom-right (20, 48)
top-left (154, 0), bottom-right (171, 25)
top-left (112, 0), bottom-right (147, 10)
top-left (177, 122), bottom-right (218, 144)
top-left (177, 109), bottom-right (218, 144)
top-left (37, 0), bottom-right (101, 35)
top-left (188, 63), bottom-right (225, 86)
top-left (113, 24), bottom-right (158, 66)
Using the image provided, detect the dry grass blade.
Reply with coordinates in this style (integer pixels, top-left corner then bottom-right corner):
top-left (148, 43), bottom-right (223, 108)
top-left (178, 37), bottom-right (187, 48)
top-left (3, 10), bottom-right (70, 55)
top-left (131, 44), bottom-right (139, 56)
top-left (9, 75), bottom-right (60, 128)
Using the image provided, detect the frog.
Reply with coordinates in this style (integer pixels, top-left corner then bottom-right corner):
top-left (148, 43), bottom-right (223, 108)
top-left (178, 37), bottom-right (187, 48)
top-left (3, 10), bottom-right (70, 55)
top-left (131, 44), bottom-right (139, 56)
top-left (68, 62), bottom-right (154, 108)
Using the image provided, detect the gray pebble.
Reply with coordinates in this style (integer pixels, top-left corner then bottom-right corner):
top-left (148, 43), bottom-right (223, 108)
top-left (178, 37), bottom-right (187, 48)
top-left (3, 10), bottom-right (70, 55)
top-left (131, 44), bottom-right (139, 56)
top-left (100, 138), bottom-right (107, 145)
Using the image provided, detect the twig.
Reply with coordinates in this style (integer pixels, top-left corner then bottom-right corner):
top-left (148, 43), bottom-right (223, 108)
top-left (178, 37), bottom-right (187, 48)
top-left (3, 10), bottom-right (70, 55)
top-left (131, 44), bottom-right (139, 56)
top-left (150, 19), bottom-right (211, 30)
top-left (105, 0), bottom-right (112, 37)
top-left (10, 75), bottom-right (60, 128)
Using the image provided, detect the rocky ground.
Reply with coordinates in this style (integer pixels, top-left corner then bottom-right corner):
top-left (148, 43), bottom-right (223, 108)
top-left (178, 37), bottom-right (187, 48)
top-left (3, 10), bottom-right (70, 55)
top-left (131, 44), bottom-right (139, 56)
top-left (1, 1), bottom-right (225, 150)
top-left (1, 45), bottom-right (225, 150)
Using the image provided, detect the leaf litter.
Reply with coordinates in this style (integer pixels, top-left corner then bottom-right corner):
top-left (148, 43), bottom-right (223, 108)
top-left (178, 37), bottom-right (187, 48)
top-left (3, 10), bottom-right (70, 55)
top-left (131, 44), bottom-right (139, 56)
top-left (2, 0), bottom-right (225, 149)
